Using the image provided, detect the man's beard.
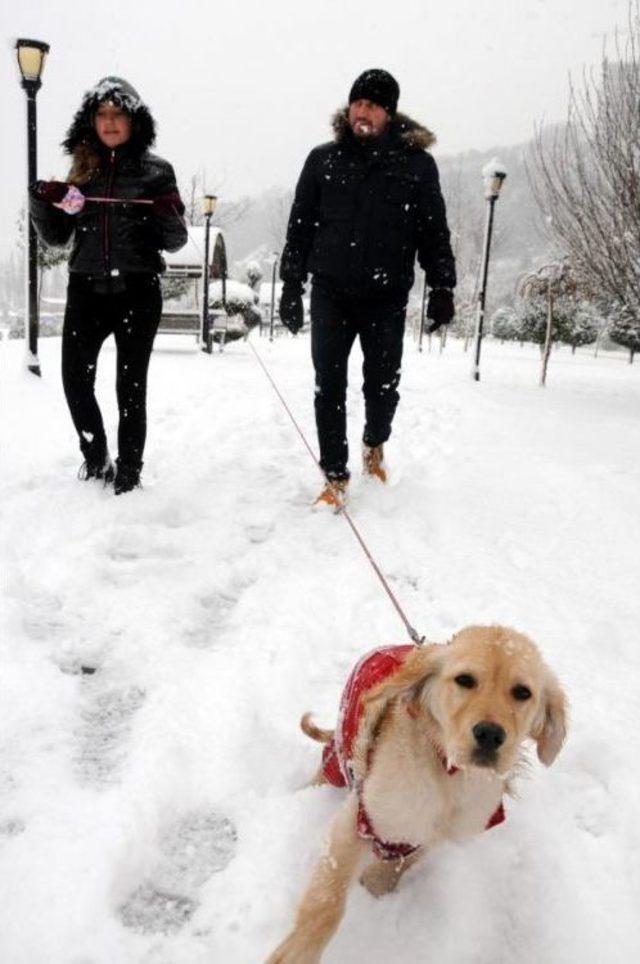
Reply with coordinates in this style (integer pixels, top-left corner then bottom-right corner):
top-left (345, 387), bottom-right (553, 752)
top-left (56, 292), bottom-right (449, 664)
top-left (351, 120), bottom-right (375, 139)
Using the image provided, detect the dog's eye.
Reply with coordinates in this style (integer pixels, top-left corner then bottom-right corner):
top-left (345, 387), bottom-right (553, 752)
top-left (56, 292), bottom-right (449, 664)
top-left (512, 684), bottom-right (532, 701)
top-left (454, 674), bottom-right (476, 689)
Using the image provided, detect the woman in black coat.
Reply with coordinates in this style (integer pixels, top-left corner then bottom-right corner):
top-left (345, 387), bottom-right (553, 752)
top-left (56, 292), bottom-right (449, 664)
top-left (30, 76), bottom-right (188, 494)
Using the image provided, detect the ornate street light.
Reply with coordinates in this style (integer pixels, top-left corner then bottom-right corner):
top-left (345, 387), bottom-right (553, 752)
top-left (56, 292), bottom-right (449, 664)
top-left (472, 157), bottom-right (507, 382)
top-left (269, 252), bottom-right (279, 343)
top-left (201, 194), bottom-right (218, 353)
top-left (15, 38), bottom-right (50, 377)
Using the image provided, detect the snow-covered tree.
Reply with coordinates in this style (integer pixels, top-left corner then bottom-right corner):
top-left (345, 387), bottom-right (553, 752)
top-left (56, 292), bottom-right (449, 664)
top-left (555, 301), bottom-right (600, 353)
top-left (608, 303), bottom-right (640, 362)
top-left (528, 1), bottom-right (640, 329)
top-left (244, 261), bottom-right (263, 290)
top-left (518, 260), bottom-right (579, 385)
top-left (491, 306), bottom-right (521, 343)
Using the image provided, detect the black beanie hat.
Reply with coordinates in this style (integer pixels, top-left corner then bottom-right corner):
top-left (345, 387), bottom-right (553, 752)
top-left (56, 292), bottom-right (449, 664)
top-left (348, 69), bottom-right (400, 115)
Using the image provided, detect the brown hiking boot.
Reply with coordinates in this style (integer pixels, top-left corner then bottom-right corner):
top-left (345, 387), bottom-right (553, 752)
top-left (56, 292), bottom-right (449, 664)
top-left (313, 478), bottom-right (348, 509)
top-left (363, 444), bottom-right (387, 483)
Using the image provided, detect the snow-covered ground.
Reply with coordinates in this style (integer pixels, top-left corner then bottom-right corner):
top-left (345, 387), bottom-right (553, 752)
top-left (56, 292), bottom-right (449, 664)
top-left (1, 331), bottom-right (639, 963)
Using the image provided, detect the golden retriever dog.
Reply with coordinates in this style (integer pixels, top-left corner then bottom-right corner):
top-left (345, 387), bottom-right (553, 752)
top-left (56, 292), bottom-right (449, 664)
top-left (266, 625), bottom-right (567, 964)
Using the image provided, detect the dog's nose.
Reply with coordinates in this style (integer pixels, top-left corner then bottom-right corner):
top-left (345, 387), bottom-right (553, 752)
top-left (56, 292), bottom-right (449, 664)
top-left (472, 721), bottom-right (506, 751)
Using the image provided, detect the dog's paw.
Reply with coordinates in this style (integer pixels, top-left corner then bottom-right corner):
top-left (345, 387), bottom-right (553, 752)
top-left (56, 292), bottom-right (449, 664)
top-left (266, 935), bottom-right (322, 964)
top-left (359, 860), bottom-right (401, 897)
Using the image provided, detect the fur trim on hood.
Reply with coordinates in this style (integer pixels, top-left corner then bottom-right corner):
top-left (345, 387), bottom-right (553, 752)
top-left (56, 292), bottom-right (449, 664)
top-left (62, 76), bottom-right (156, 156)
top-left (331, 107), bottom-right (435, 151)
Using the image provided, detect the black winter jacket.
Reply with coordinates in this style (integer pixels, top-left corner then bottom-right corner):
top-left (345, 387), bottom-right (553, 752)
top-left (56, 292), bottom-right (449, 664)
top-left (30, 77), bottom-right (187, 277)
top-left (280, 110), bottom-right (456, 299)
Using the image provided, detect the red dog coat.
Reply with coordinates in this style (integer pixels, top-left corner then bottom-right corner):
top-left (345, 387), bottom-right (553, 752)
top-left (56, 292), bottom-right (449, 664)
top-left (321, 645), bottom-right (505, 859)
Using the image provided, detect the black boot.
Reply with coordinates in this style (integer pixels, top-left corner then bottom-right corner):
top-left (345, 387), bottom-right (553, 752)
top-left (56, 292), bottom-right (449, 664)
top-left (78, 441), bottom-right (115, 483)
top-left (114, 459), bottom-right (142, 496)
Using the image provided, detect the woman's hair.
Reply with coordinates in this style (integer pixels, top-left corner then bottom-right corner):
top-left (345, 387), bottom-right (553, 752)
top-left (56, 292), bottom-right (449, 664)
top-left (68, 141), bottom-right (101, 186)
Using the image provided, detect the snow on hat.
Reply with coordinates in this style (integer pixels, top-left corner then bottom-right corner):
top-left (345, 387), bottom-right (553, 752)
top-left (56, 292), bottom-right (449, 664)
top-left (348, 69), bottom-right (400, 115)
top-left (85, 76), bottom-right (142, 114)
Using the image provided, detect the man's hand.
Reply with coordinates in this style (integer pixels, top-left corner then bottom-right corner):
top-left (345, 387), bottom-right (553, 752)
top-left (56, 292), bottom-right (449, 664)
top-left (426, 287), bottom-right (454, 332)
top-left (279, 283), bottom-right (304, 334)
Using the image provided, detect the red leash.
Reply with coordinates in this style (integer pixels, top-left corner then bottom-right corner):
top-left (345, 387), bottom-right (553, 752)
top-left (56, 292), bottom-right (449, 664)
top-left (247, 337), bottom-right (425, 646)
top-left (84, 196), bottom-right (153, 205)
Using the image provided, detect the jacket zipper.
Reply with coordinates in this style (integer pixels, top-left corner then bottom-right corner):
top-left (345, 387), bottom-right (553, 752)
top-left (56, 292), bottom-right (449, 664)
top-left (102, 150), bottom-right (116, 276)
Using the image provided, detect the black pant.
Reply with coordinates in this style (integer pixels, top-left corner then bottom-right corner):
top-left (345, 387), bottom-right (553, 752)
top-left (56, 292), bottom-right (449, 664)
top-left (310, 285), bottom-right (407, 480)
top-left (61, 274), bottom-right (162, 468)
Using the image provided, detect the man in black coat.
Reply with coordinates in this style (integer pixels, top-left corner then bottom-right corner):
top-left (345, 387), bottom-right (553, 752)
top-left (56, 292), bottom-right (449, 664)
top-left (279, 69), bottom-right (456, 505)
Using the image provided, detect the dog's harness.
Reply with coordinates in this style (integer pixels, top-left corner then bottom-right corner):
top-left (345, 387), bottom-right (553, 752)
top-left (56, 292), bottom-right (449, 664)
top-left (322, 646), bottom-right (505, 860)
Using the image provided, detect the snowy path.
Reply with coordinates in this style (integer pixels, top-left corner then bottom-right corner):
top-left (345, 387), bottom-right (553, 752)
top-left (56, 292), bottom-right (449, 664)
top-left (1, 333), bottom-right (639, 963)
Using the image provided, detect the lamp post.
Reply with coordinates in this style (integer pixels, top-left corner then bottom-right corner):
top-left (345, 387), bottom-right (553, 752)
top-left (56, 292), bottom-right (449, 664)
top-left (201, 194), bottom-right (217, 354)
top-left (418, 272), bottom-right (428, 352)
top-left (269, 252), bottom-right (279, 343)
top-left (471, 157), bottom-right (507, 382)
top-left (15, 38), bottom-right (49, 377)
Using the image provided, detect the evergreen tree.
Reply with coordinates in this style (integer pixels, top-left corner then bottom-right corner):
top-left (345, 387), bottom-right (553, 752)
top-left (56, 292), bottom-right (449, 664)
top-left (608, 304), bottom-right (640, 362)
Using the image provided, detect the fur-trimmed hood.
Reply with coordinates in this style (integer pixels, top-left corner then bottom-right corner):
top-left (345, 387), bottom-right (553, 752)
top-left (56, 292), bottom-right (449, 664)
top-left (62, 76), bottom-right (156, 157)
top-left (331, 107), bottom-right (435, 151)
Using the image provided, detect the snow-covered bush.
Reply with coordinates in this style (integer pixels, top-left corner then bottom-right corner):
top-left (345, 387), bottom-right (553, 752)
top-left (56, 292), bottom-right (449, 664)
top-left (208, 280), bottom-right (261, 343)
top-left (555, 301), bottom-right (600, 352)
top-left (517, 296), bottom-right (598, 351)
top-left (491, 306), bottom-right (521, 342)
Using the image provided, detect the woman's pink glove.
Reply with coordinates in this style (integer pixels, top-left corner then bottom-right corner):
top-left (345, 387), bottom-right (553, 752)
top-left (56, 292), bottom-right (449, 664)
top-left (52, 185), bottom-right (86, 215)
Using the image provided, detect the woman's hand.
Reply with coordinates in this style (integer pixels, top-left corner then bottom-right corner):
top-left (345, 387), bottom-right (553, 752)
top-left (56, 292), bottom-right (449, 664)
top-left (35, 181), bottom-right (85, 214)
top-left (152, 191), bottom-right (185, 218)
top-left (52, 185), bottom-right (86, 215)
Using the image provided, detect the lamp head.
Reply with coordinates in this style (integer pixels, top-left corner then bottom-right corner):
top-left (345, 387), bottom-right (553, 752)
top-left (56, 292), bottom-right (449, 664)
top-left (202, 194), bottom-right (218, 217)
top-left (15, 39), bottom-right (49, 92)
top-left (482, 157), bottom-right (508, 199)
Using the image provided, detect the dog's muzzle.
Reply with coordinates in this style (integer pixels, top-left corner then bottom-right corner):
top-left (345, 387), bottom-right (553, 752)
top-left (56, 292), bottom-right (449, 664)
top-left (471, 721), bottom-right (506, 766)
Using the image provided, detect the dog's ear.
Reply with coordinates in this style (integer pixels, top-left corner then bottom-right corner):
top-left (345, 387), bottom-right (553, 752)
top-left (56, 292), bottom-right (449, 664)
top-left (532, 671), bottom-right (567, 766)
top-left (363, 645), bottom-right (445, 712)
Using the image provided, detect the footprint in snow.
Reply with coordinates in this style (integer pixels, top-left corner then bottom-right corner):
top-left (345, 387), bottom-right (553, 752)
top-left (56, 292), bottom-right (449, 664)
top-left (106, 528), bottom-right (180, 564)
top-left (0, 818), bottom-right (26, 838)
top-left (21, 588), bottom-right (64, 642)
top-left (182, 577), bottom-right (256, 649)
top-left (74, 684), bottom-right (145, 788)
top-left (118, 808), bottom-right (237, 935)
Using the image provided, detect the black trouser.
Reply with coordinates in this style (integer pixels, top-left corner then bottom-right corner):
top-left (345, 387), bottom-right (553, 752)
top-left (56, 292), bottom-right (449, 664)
top-left (310, 285), bottom-right (407, 480)
top-left (61, 274), bottom-right (162, 468)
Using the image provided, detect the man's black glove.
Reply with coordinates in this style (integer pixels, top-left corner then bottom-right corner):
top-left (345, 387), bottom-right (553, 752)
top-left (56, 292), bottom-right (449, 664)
top-left (279, 283), bottom-right (304, 334)
top-left (426, 287), bottom-right (455, 333)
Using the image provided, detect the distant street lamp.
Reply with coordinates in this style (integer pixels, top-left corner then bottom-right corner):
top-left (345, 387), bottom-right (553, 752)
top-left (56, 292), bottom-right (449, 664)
top-left (269, 252), bottom-right (279, 343)
top-left (201, 194), bottom-right (217, 354)
top-left (418, 272), bottom-right (428, 352)
top-left (472, 157), bottom-right (507, 382)
top-left (15, 38), bottom-right (49, 377)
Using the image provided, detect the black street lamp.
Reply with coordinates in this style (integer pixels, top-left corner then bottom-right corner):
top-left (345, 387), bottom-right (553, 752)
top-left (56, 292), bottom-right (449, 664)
top-left (201, 194), bottom-right (217, 354)
top-left (472, 157), bottom-right (507, 382)
top-left (15, 38), bottom-right (49, 377)
top-left (269, 252), bottom-right (279, 343)
top-left (418, 272), bottom-right (428, 352)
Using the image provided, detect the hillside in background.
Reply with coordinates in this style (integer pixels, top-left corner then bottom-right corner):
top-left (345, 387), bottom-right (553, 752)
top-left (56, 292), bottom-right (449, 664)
top-left (0, 137), bottom-right (555, 324)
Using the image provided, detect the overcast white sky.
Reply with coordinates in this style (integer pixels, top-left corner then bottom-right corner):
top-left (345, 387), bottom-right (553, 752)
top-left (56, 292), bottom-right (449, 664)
top-left (1, 0), bottom-right (628, 256)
